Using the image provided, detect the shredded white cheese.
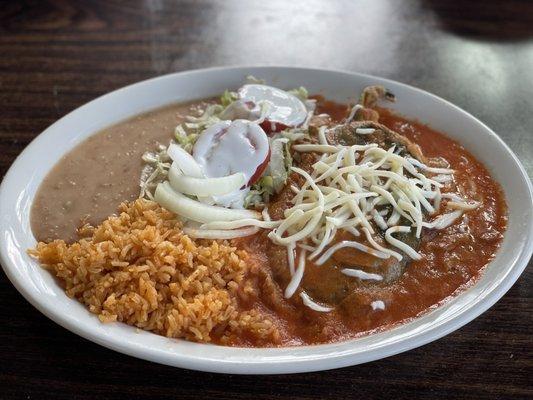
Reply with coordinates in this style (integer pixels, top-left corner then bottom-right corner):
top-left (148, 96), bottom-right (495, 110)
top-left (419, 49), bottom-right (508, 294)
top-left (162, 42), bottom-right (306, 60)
top-left (300, 292), bottom-right (334, 312)
top-left (355, 128), bottom-right (376, 135)
top-left (346, 104), bottom-right (363, 123)
top-left (315, 240), bottom-right (389, 266)
top-left (371, 300), bottom-right (386, 310)
top-left (262, 139), bottom-right (479, 302)
top-left (341, 268), bottom-right (384, 281)
top-left (285, 249), bottom-right (307, 298)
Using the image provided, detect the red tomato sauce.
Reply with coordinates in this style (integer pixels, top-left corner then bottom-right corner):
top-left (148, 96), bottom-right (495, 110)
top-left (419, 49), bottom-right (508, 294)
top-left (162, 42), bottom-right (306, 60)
top-left (227, 98), bottom-right (507, 347)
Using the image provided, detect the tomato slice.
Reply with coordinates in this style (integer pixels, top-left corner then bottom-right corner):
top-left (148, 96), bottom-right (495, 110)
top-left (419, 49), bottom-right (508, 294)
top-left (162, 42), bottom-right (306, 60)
top-left (259, 120), bottom-right (290, 135)
top-left (248, 148), bottom-right (271, 186)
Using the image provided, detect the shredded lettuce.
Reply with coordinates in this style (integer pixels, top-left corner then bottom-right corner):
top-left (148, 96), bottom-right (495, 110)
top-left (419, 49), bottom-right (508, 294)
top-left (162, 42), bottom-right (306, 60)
top-left (173, 104), bottom-right (225, 153)
top-left (244, 176), bottom-right (275, 208)
top-left (268, 138), bottom-right (290, 193)
top-left (140, 144), bottom-right (171, 200)
top-left (243, 135), bottom-right (295, 208)
top-left (185, 104), bottom-right (224, 123)
top-left (280, 129), bottom-right (308, 141)
top-left (245, 75), bottom-right (266, 84)
top-left (174, 126), bottom-right (199, 153)
top-left (288, 86), bottom-right (309, 102)
top-left (220, 90), bottom-right (238, 107)
top-left (283, 140), bottom-right (293, 170)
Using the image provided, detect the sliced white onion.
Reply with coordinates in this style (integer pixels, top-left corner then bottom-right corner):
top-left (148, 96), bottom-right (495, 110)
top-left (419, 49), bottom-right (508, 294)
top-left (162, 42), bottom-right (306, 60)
top-left (183, 224), bottom-right (259, 239)
top-left (169, 171), bottom-right (245, 197)
top-left (200, 218), bottom-right (281, 230)
top-left (167, 143), bottom-right (204, 178)
top-left (154, 182), bottom-right (260, 223)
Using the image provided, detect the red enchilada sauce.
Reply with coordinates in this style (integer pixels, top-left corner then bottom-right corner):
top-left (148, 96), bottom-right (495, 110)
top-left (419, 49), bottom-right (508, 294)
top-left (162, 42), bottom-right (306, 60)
top-left (232, 99), bottom-right (507, 346)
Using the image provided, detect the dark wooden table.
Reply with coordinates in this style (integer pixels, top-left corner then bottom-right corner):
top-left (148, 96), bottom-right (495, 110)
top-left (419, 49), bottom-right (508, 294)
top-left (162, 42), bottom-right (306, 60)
top-left (1, 1), bottom-right (531, 399)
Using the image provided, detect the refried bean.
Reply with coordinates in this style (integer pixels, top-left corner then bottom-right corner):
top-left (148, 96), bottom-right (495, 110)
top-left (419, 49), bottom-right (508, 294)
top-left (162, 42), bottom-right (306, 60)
top-left (31, 101), bottom-right (209, 242)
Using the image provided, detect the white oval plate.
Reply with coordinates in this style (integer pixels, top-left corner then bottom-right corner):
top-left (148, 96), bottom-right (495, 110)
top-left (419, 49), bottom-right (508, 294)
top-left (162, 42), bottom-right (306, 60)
top-left (1, 66), bottom-right (531, 374)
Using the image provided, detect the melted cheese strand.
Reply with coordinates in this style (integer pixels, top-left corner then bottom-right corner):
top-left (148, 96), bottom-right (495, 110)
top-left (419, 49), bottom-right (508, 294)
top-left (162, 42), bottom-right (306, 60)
top-left (346, 104), bottom-right (363, 122)
top-left (387, 210), bottom-right (401, 226)
top-left (316, 240), bottom-right (390, 266)
top-left (356, 128), bottom-right (376, 135)
top-left (274, 209), bottom-right (305, 237)
top-left (406, 157), bottom-right (454, 174)
top-left (317, 126), bottom-right (328, 145)
top-left (287, 242), bottom-right (296, 275)
top-left (262, 207), bottom-right (271, 221)
top-left (344, 225), bottom-right (361, 237)
top-left (385, 226), bottom-right (422, 260)
top-left (362, 227), bottom-right (403, 261)
top-left (423, 210), bottom-right (463, 229)
top-left (441, 193), bottom-right (480, 211)
top-left (309, 222), bottom-right (335, 259)
top-left (285, 249), bottom-right (306, 298)
top-left (397, 199), bottom-right (423, 238)
top-left (371, 185), bottom-right (414, 223)
top-left (433, 174), bottom-right (454, 183)
top-left (341, 268), bottom-right (383, 281)
top-left (371, 209), bottom-right (388, 231)
top-left (371, 300), bottom-right (386, 310)
top-left (300, 292), bottom-right (334, 312)
top-left (447, 201), bottom-right (480, 211)
top-left (270, 208), bottom-right (322, 245)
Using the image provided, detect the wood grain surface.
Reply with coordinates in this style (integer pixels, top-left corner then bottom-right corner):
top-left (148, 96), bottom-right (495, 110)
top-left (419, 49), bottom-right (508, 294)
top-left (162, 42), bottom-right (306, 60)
top-left (0, 1), bottom-right (531, 399)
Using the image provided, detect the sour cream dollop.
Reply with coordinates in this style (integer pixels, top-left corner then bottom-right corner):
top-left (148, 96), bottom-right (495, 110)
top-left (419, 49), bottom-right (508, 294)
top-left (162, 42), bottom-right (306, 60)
top-left (221, 84), bottom-right (308, 133)
top-left (192, 120), bottom-right (270, 207)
